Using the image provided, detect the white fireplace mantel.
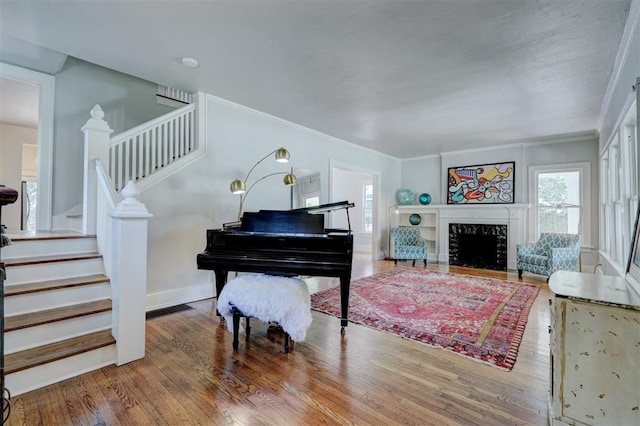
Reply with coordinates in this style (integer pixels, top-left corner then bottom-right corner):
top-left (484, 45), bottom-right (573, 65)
top-left (394, 204), bottom-right (531, 270)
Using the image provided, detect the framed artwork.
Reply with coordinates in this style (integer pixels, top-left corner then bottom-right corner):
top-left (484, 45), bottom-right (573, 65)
top-left (447, 161), bottom-right (515, 204)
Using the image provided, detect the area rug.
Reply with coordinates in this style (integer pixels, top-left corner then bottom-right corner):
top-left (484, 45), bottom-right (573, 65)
top-left (310, 268), bottom-right (540, 370)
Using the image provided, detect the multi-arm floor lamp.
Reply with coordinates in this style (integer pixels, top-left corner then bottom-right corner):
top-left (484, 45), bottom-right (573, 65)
top-left (229, 147), bottom-right (297, 219)
top-left (0, 185), bottom-right (18, 424)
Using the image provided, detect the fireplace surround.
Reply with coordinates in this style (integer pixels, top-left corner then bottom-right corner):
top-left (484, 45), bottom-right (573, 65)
top-left (391, 204), bottom-right (530, 270)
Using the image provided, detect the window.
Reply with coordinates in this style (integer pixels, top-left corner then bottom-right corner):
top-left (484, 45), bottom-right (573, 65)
top-left (528, 162), bottom-right (591, 249)
top-left (600, 101), bottom-right (638, 270)
top-left (304, 196), bottom-right (319, 208)
top-left (363, 183), bottom-right (373, 233)
top-left (537, 171), bottom-right (581, 235)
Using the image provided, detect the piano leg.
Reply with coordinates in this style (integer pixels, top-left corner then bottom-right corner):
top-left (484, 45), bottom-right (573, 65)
top-left (213, 269), bottom-right (229, 318)
top-left (339, 275), bottom-right (350, 333)
top-left (232, 311), bottom-right (240, 351)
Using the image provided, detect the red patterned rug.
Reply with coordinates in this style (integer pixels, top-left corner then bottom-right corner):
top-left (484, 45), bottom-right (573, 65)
top-left (311, 267), bottom-right (540, 370)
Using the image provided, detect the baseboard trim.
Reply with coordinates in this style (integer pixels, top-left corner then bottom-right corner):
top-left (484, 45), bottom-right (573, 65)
top-left (146, 283), bottom-right (215, 312)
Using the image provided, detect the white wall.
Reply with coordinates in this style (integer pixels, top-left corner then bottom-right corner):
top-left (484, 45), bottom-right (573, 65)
top-left (0, 122), bottom-right (37, 231)
top-left (138, 94), bottom-right (400, 308)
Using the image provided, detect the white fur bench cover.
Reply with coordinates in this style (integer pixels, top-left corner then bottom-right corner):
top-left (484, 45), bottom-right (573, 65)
top-left (217, 274), bottom-right (312, 342)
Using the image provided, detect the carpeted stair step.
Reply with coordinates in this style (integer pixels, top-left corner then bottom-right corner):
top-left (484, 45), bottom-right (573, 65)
top-left (4, 329), bottom-right (115, 374)
top-left (5, 299), bottom-right (112, 332)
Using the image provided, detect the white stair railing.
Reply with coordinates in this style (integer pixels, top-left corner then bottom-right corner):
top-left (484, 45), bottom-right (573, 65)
top-left (108, 93), bottom-right (203, 192)
top-left (82, 95), bottom-right (205, 364)
top-left (83, 110), bottom-right (153, 366)
top-left (94, 159), bottom-right (118, 277)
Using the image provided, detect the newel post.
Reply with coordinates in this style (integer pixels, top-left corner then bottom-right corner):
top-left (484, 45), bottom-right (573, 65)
top-left (81, 105), bottom-right (113, 235)
top-left (110, 181), bottom-right (153, 365)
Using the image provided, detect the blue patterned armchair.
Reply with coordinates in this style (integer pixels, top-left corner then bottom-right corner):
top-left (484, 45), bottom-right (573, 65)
top-left (391, 227), bottom-right (427, 267)
top-left (516, 233), bottom-right (581, 280)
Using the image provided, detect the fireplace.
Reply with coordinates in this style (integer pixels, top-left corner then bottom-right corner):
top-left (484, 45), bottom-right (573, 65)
top-left (449, 223), bottom-right (508, 271)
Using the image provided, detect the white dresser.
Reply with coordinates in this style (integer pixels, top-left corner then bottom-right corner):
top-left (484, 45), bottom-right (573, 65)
top-left (548, 271), bottom-right (640, 425)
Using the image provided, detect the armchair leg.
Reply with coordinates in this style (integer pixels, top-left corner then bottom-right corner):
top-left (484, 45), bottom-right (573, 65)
top-left (394, 259), bottom-right (397, 265)
top-left (518, 269), bottom-right (523, 279)
top-left (412, 260), bottom-right (416, 267)
top-left (423, 259), bottom-right (427, 267)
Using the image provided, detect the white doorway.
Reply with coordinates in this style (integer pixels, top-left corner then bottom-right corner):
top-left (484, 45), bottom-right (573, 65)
top-left (0, 62), bottom-right (55, 231)
top-left (329, 160), bottom-right (380, 258)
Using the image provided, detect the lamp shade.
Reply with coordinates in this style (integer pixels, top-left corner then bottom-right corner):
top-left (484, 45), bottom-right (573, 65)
top-left (275, 147), bottom-right (290, 163)
top-left (283, 173), bottom-right (297, 186)
top-left (230, 179), bottom-right (246, 194)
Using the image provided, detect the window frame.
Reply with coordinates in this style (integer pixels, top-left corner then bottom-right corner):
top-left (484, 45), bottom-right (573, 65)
top-left (528, 162), bottom-right (591, 249)
top-left (362, 181), bottom-right (373, 234)
top-left (600, 100), bottom-right (638, 271)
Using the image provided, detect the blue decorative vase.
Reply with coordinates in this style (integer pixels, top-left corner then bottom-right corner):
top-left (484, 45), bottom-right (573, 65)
top-left (409, 214), bottom-right (422, 225)
top-left (396, 189), bottom-right (415, 205)
top-left (418, 193), bottom-right (432, 205)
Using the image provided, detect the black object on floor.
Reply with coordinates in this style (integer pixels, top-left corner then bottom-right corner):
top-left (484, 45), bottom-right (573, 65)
top-left (146, 304), bottom-right (194, 320)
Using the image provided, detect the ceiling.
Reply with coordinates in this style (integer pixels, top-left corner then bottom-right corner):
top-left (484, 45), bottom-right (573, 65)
top-left (0, 0), bottom-right (632, 159)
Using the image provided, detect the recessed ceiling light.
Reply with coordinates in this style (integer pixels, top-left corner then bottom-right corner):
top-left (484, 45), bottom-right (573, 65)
top-left (181, 57), bottom-right (199, 68)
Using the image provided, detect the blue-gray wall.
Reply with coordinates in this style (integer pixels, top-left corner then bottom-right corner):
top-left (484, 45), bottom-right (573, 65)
top-left (52, 57), bottom-right (174, 216)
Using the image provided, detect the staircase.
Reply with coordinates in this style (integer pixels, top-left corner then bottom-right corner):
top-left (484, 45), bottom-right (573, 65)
top-left (0, 93), bottom-right (206, 397)
top-left (2, 231), bottom-right (116, 396)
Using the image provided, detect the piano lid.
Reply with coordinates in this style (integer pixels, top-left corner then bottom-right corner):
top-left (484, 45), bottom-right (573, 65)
top-left (291, 200), bottom-right (355, 214)
top-left (222, 201), bottom-right (356, 232)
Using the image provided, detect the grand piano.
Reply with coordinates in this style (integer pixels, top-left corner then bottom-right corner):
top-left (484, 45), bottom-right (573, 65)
top-left (197, 201), bottom-right (355, 330)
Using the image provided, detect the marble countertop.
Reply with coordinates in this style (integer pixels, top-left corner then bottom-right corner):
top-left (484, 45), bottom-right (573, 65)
top-left (549, 271), bottom-right (640, 310)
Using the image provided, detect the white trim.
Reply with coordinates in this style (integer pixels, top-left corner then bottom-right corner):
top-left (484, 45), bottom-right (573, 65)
top-left (329, 159), bottom-right (382, 259)
top-left (597, 0), bottom-right (640, 131)
top-left (146, 281), bottom-right (215, 312)
top-left (600, 96), bottom-right (637, 156)
top-left (0, 61), bottom-right (54, 230)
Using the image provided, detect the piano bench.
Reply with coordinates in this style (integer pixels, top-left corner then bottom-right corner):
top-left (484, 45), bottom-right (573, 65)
top-left (217, 274), bottom-right (312, 354)
top-left (230, 306), bottom-right (291, 353)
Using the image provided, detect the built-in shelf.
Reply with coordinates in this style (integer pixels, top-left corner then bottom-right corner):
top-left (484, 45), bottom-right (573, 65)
top-left (390, 205), bottom-right (439, 262)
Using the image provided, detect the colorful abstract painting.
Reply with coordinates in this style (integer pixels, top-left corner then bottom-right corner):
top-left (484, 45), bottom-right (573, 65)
top-left (447, 161), bottom-right (515, 204)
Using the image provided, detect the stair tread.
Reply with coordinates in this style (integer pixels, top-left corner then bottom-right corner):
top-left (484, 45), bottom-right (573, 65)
top-left (5, 329), bottom-right (115, 374)
top-left (3, 252), bottom-right (102, 267)
top-left (5, 230), bottom-right (94, 241)
top-left (5, 274), bottom-right (110, 297)
top-left (5, 299), bottom-right (112, 332)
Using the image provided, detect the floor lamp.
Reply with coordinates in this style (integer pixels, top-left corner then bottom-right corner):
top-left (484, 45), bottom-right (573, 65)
top-left (229, 147), bottom-right (297, 220)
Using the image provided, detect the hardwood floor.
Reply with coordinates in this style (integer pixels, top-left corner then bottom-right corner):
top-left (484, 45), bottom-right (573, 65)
top-left (5, 254), bottom-right (551, 425)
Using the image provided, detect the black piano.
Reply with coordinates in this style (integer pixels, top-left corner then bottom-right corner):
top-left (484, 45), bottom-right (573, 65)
top-left (197, 201), bottom-right (355, 330)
